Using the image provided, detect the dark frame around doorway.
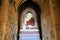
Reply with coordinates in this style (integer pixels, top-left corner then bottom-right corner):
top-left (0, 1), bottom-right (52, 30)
top-left (17, 0), bottom-right (42, 40)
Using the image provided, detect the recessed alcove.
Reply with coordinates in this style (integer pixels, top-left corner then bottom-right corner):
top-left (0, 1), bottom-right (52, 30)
top-left (17, 0), bottom-right (42, 40)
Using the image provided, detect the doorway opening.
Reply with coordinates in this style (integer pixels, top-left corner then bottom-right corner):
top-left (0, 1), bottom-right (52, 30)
top-left (17, 0), bottom-right (42, 40)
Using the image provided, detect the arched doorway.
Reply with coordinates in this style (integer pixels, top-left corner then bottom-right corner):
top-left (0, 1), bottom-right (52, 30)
top-left (17, 0), bottom-right (42, 40)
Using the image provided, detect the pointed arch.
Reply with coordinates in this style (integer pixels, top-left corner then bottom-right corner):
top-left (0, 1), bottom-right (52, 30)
top-left (17, 0), bottom-right (42, 40)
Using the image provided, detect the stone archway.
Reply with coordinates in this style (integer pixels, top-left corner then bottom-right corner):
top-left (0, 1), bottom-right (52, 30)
top-left (17, 0), bottom-right (42, 40)
top-left (0, 0), bottom-right (58, 40)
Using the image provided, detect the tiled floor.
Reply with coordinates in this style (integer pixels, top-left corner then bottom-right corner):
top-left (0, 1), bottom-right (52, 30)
top-left (19, 29), bottom-right (41, 40)
top-left (19, 34), bottom-right (40, 40)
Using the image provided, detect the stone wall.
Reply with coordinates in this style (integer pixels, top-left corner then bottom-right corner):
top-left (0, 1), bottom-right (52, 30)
top-left (51, 0), bottom-right (60, 40)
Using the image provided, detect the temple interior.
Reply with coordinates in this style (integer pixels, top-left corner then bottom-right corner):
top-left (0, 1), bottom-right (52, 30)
top-left (0, 0), bottom-right (60, 40)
